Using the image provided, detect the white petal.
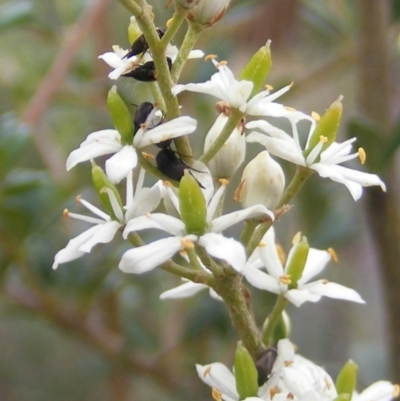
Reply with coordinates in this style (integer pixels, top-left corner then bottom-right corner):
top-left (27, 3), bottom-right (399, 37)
top-left (123, 213), bottom-right (185, 238)
top-left (66, 130), bottom-right (122, 170)
top-left (133, 116), bottom-right (197, 148)
top-left (98, 52), bottom-right (124, 68)
top-left (105, 146), bottom-right (137, 184)
top-left (355, 381), bottom-right (398, 401)
top-left (199, 233), bottom-right (246, 272)
top-left (160, 281), bottom-right (208, 299)
top-left (298, 249), bottom-right (331, 284)
top-left (125, 185), bottom-right (161, 220)
top-left (284, 288), bottom-right (322, 307)
top-left (119, 236), bottom-right (184, 274)
top-left (78, 220), bottom-right (121, 253)
top-left (211, 204), bottom-right (274, 233)
top-left (303, 280), bottom-right (365, 303)
top-left (188, 49), bottom-right (205, 59)
top-left (243, 265), bottom-right (281, 293)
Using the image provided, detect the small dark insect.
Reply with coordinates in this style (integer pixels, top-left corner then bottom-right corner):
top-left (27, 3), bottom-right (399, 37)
top-left (133, 101), bottom-right (154, 134)
top-left (255, 347), bottom-right (278, 386)
top-left (122, 57), bottom-right (172, 82)
top-left (156, 148), bottom-right (205, 188)
top-left (124, 28), bottom-right (166, 59)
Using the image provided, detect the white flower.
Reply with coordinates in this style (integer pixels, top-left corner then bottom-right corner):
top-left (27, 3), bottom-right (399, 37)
top-left (66, 115), bottom-right (197, 184)
top-left (119, 166), bottom-right (274, 274)
top-left (353, 381), bottom-right (400, 401)
top-left (246, 118), bottom-right (386, 201)
top-left (244, 227), bottom-right (365, 307)
top-left (99, 44), bottom-right (204, 80)
top-left (171, 58), bottom-right (312, 121)
top-left (52, 170), bottom-right (160, 269)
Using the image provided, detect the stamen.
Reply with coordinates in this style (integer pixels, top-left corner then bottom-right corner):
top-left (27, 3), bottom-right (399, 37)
top-left (393, 384), bottom-right (400, 397)
top-left (285, 106), bottom-right (296, 112)
top-left (76, 195), bottom-right (82, 204)
top-left (211, 387), bottom-right (222, 401)
top-left (181, 238), bottom-right (195, 249)
top-left (265, 84), bottom-right (274, 91)
top-left (292, 231), bottom-right (302, 245)
top-left (205, 54), bottom-right (218, 61)
top-left (233, 179), bottom-right (245, 202)
top-left (269, 387), bottom-right (279, 399)
top-left (215, 100), bottom-right (231, 116)
top-left (287, 392), bottom-right (294, 400)
top-left (216, 60), bottom-right (228, 68)
top-left (327, 247), bottom-right (338, 262)
top-left (284, 360), bottom-right (293, 367)
top-left (204, 366), bottom-right (212, 376)
top-left (163, 180), bottom-right (173, 188)
top-left (358, 147), bottom-right (366, 164)
top-left (324, 376), bottom-right (332, 390)
top-left (63, 209), bottom-right (69, 219)
top-left (219, 178), bottom-right (229, 186)
top-left (321, 279), bottom-right (329, 284)
top-left (311, 111), bottom-right (320, 121)
top-left (276, 244), bottom-right (286, 265)
top-left (319, 135), bottom-right (328, 143)
top-left (258, 241), bottom-right (267, 248)
top-left (279, 274), bottom-right (292, 285)
top-left (142, 152), bottom-right (154, 161)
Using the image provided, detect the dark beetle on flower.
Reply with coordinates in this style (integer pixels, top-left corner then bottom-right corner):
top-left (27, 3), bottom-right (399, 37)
top-left (133, 101), bottom-right (155, 134)
top-left (122, 57), bottom-right (172, 82)
top-left (255, 346), bottom-right (277, 386)
top-left (124, 28), bottom-right (166, 59)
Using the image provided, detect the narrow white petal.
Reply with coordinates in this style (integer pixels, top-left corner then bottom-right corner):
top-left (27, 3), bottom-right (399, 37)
top-left (105, 146), bottom-right (138, 184)
top-left (243, 265), bottom-right (281, 293)
top-left (79, 220), bottom-right (122, 253)
top-left (125, 186), bottom-right (161, 220)
top-left (354, 381), bottom-right (398, 401)
top-left (199, 233), bottom-right (246, 272)
top-left (188, 49), bottom-right (205, 59)
top-left (298, 249), bottom-right (331, 284)
top-left (258, 228), bottom-right (285, 280)
top-left (303, 280), bottom-right (365, 303)
top-left (284, 288), bottom-right (322, 307)
top-left (211, 204), bottom-right (274, 233)
top-left (119, 236), bottom-right (184, 274)
top-left (160, 281), bottom-right (208, 299)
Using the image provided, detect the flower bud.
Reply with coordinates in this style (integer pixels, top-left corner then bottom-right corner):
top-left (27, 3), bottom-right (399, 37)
top-left (188, 0), bottom-right (231, 27)
top-left (336, 360), bottom-right (358, 400)
top-left (285, 236), bottom-right (309, 288)
top-left (234, 342), bottom-right (259, 399)
top-left (204, 114), bottom-right (245, 179)
top-left (179, 170), bottom-right (207, 235)
top-left (239, 41), bottom-right (272, 98)
top-left (304, 96), bottom-right (343, 159)
top-left (128, 16), bottom-right (142, 44)
top-left (92, 163), bottom-right (122, 220)
top-left (107, 86), bottom-right (134, 145)
top-left (236, 151), bottom-right (285, 210)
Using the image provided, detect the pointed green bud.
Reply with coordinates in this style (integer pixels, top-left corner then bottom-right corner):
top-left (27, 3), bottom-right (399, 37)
top-left (336, 360), bottom-right (358, 400)
top-left (239, 40), bottom-right (272, 98)
top-left (234, 342), bottom-right (259, 400)
top-left (304, 96), bottom-right (343, 159)
top-left (128, 16), bottom-right (142, 44)
top-left (107, 86), bottom-right (134, 144)
top-left (92, 163), bottom-right (123, 220)
top-left (179, 170), bottom-right (207, 235)
top-left (285, 235), bottom-right (309, 289)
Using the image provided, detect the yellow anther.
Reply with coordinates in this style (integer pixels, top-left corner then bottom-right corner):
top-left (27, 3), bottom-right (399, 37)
top-left (269, 386), bottom-right (279, 399)
top-left (311, 111), bottom-right (320, 121)
top-left (327, 247), bottom-right (338, 262)
top-left (324, 376), bottom-right (332, 390)
top-left (285, 106), bottom-right (296, 112)
top-left (279, 274), bottom-right (292, 285)
top-left (162, 180), bottom-right (173, 188)
top-left (63, 209), bottom-right (69, 219)
top-left (219, 178), bottom-right (229, 186)
top-left (321, 279), bottom-right (329, 284)
top-left (258, 241), bottom-right (267, 248)
top-left (284, 360), bottom-right (294, 367)
top-left (181, 238), bottom-right (195, 249)
top-left (166, 18), bottom-right (173, 28)
top-left (319, 135), bottom-right (328, 143)
top-left (215, 100), bottom-right (231, 116)
top-left (265, 84), bottom-right (274, 91)
top-left (393, 384), bottom-right (400, 397)
top-left (233, 179), bottom-right (245, 202)
top-left (205, 54), bottom-right (218, 61)
top-left (358, 147), bottom-right (366, 165)
top-left (211, 388), bottom-right (223, 401)
top-left (75, 195), bottom-right (82, 203)
top-left (216, 60), bottom-right (228, 68)
top-left (141, 151), bottom-right (154, 161)
top-left (276, 244), bottom-right (286, 265)
top-left (292, 231), bottom-right (302, 245)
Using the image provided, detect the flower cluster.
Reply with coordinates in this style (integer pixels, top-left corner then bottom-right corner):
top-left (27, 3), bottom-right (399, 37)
top-left (52, 4), bottom-right (397, 401)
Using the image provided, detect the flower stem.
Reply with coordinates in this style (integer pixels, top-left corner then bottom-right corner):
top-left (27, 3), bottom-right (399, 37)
top-left (160, 6), bottom-right (189, 49)
top-left (262, 295), bottom-right (288, 346)
top-left (240, 219), bottom-right (259, 249)
top-left (200, 109), bottom-right (244, 164)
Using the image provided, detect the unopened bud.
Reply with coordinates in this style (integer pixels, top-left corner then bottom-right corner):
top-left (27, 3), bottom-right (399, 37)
top-left (236, 151), bottom-right (285, 210)
top-left (336, 360), bottom-right (358, 400)
top-left (92, 163), bottom-right (122, 219)
top-left (107, 86), bottom-right (134, 144)
top-left (188, 0), bottom-right (231, 27)
top-left (234, 342), bottom-right (259, 399)
top-left (204, 114), bottom-right (245, 179)
top-left (240, 41), bottom-right (272, 98)
top-left (128, 16), bottom-right (142, 44)
top-left (179, 170), bottom-right (207, 235)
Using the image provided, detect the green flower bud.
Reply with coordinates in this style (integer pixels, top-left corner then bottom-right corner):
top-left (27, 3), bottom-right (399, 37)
top-left (336, 360), bottom-right (358, 400)
top-left (285, 236), bottom-right (309, 289)
top-left (107, 86), bottom-right (134, 145)
top-left (92, 163), bottom-right (122, 220)
top-left (304, 96), bottom-right (343, 159)
top-left (239, 40), bottom-right (272, 98)
top-left (128, 16), bottom-right (142, 44)
top-left (236, 151), bottom-right (285, 210)
top-left (234, 342), bottom-right (259, 400)
top-left (179, 170), bottom-right (207, 235)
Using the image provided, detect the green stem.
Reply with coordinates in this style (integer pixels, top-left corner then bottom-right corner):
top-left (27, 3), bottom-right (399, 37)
top-left (171, 22), bottom-right (203, 83)
top-left (240, 219), bottom-right (259, 250)
top-left (148, 82), bottom-right (166, 111)
top-left (196, 244), bottom-right (224, 275)
top-left (186, 245), bottom-right (205, 271)
top-left (200, 109), bottom-right (244, 164)
top-left (117, 0), bottom-right (142, 16)
top-left (160, 6), bottom-right (189, 49)
top-left (262, 295), bottom-right (288, 346)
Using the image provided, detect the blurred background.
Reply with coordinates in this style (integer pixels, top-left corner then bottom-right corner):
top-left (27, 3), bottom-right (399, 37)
top-left (0, 0), bottom-right (399, 400)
